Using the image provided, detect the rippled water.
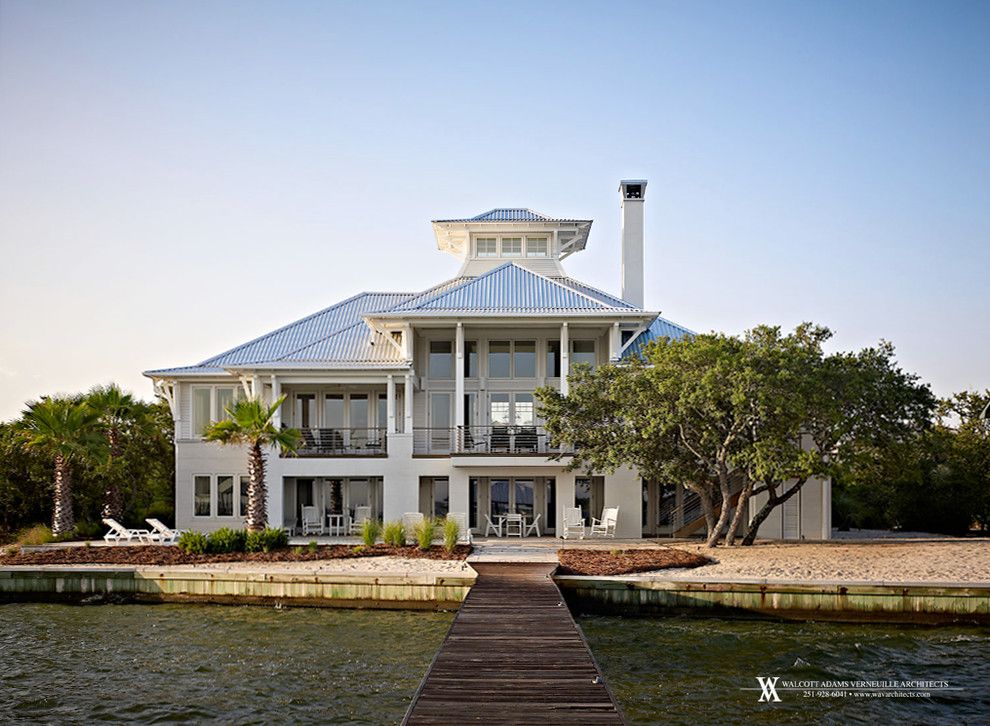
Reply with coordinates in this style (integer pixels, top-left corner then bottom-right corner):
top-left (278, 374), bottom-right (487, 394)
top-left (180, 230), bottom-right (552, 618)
top-left (0, 604), bottom-right (453, 725)
top-left (580, 616), bottom-right (990, 725)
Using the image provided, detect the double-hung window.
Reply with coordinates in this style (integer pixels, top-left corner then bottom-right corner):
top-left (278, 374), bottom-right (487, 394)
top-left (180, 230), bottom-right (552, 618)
top-left (526, 236), bottom-right (548, 257)
top-left (476, 237), bottom-right (498, 257)
top-left (501, 237), bottom-right (522, 257)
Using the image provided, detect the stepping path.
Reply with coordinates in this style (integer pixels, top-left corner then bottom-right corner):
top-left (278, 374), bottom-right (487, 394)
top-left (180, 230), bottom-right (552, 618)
top-left (403, 562), bottom-right (624, 725)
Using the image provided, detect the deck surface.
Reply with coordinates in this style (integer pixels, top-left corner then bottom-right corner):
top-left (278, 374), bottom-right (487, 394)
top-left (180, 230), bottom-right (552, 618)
top-left (403, 563), bottom-right (624, 725)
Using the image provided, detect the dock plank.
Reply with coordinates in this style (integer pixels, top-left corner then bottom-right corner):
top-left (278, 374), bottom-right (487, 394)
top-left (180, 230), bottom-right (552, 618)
top-left (403, 563), bottom-right (624, 725)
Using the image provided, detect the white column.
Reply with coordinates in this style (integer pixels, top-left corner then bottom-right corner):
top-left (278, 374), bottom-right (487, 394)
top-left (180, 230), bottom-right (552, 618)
top-left (449, 470), bottom-right (470, 522)
top-left (609, 322), bottom-right (621, 361)
top-left (172, 383), bottom-right (182, 440)
top-left (270, 375), bottom-right (282, 427)
top-left (556, 470), bottom-right (576, 535)
top-left (251, 374), bottom-right (262, 399)
top-left (560, 322), bottom-right (570, 395)
top-left (455, 323), bottom-right (465, 434)
top-left (603, 466), bottom-right (642, 538)
top-left (404, 373), bottom-right (414, 433)
top-left (386, 374), bottom-right (396, 434)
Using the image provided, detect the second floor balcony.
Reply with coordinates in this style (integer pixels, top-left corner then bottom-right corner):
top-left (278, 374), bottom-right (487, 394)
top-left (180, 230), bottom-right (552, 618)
top-left (292, 427), bottom-right (387, 457)
top-left (413, 426), bottom-right (572, 456)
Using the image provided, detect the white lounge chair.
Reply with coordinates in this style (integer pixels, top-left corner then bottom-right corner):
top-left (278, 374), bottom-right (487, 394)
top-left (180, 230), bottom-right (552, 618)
top-left (590, 507), bottom-right (619, 538)
top-left (504, 513), bottom-right (523, 537)
top-left (301, 505), bottom-right (324, 536)
top-left (484, 514), bottom-right (503, 538)
top-left (447, 512), bottom-right (472, 544)
top-left (525, 513), bottom-right (541, 537)
top-left (350, 506), bottom-right (372, 535)
top-left (102, 518), bottom-right (152, 544)
top-left (561, 507), bottom-right (585, 540)
top-left (145, 518), bottom-right (185, 544)
top-left (402, 512), bottom-right (424, 544)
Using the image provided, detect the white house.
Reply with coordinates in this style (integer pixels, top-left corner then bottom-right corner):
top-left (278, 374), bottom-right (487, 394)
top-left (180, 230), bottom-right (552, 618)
top-left (145, 181), bottom-right (830, 540)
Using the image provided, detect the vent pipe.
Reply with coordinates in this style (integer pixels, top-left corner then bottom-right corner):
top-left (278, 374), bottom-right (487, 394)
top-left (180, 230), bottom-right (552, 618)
top-left (619, 179), bottom-right (647, 308)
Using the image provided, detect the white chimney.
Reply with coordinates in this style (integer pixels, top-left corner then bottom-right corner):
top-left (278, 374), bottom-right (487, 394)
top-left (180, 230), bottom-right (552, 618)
top-left (619, 179), bottom-right (647, 308)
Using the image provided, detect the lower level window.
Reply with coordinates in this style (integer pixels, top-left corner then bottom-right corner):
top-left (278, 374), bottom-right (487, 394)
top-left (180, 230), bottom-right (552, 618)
top-left (194, 476), bottom-right (211, 516)
top-left (217, 476), bottom-right (234, 517)
top-left (239, 476), bottom-right (250, 518)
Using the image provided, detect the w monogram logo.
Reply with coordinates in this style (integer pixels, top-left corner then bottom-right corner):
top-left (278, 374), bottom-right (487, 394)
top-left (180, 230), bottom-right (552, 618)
top-left (756, 676), bottom-right (782, 702)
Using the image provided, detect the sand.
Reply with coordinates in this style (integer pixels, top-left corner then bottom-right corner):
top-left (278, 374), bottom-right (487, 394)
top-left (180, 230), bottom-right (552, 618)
top-left (152, 556), bottom-right (476, 577)
top-left (651, 540), bottom-right (990, 584)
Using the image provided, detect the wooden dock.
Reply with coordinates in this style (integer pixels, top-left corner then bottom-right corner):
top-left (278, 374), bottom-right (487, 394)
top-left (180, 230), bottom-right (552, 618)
top-left (403, 563), bottom-right (624, 725)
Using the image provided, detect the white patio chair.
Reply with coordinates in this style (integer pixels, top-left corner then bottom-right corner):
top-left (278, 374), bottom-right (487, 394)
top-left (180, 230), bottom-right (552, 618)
top-left (301, 506), bottom-right (324, 536)
top-left (402, 512), bottom-right (424, 544)
top-left (484, 514), bottom-right (503, 538)
top-left (350, 506), bottom-right (372, 535)
top-left (504, 513), bottom-right (523, 537)
top-left (524, 513), bottom-right (541, 537)
top-left (145, 518), bottom-right (186, 544)
top-left (102, 518), bottom-right (152, 544)
top-left (447, 512), bottom-right (472, 544)
top-left (590, 507), bottom-right (619, 538)
top-left (561, 507), bottom-right (585, 540)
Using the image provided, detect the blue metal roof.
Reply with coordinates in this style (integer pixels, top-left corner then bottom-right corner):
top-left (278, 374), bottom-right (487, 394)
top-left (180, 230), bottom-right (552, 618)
top-left (381, 263), bottom-right (639, 315)
top-left (432, 208), bottom-right (591, 223)
top-left (621, 316), bottom-right (695, 360)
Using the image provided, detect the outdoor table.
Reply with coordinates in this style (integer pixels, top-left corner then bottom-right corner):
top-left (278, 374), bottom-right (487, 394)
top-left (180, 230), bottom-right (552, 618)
top-left (326, 513), bottom-right (347, 536)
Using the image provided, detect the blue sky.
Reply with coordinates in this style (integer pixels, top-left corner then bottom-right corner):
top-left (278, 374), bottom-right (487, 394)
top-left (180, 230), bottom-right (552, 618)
top-left (0, 0), bottom-right (987, 419)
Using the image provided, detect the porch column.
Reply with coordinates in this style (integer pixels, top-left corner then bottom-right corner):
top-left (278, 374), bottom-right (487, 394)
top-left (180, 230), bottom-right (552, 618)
top-left (386, 374), bottom-right (396, 434)
top-left (609, 322), bottom-right (621, 362)
top-left (604, 466), bottom-right (642, 538)
top-left (560, 322), bottom-right (570, 395)
top-left (404, 373), bottom-right (414, 433)
top-left (556, 470), bottom-right (576, 534)
top-left (449, 470), bottom-right (470, 523)
top-left (270, 375), bottom-right (281, 427)
top-left (171, 383), bottom-right (182, 440)
top-left (455, 323), bottom-right (465, 438)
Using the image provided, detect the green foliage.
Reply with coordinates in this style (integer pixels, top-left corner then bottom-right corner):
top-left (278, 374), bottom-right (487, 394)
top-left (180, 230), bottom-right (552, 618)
top-left (16, 524), bottom-right (54, 546)
top-left (73, 521), bottom-right (104, 540)
top-left (382, 520), bottom-right (406, 547)
top-left (207, 527), bottom-right (247, 553)
top-left (177, 531), bottom-right (208, 554)
top-left (203, 396), bottom-right (301, 454)
top-left (245, 527), bottom-right (288, 553)
top-left (352, 545), bottom-right (367, 555)
top-left (413, 517), bottom-right (437, 551)
top-left (360, 518), bottom-right (381, 547)
top-left (307, 540), bottom-right (318, 554)
top-left (442, 517), bottom-right (459, 553)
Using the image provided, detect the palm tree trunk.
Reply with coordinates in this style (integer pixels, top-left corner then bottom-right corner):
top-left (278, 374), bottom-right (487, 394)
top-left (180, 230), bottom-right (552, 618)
top-left (246, 443), bottom-right (268, 532)
top-left (101, 428), bottom-right (124, 520)
top-left (52, 455), bottom-right (75, 537)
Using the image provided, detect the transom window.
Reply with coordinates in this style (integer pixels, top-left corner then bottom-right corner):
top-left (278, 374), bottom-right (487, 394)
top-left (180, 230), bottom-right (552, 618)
top-left (429, 340), bottom-right (453, 379)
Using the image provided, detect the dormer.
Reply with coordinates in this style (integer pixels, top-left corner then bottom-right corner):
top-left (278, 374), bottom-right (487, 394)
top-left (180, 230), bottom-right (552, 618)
top-left (431, 208), bottom-right (592, 277)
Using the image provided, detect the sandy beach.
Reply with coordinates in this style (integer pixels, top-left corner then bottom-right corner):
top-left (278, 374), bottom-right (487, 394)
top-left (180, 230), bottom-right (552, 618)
top-left (655, 539), bottom-right (990, 584)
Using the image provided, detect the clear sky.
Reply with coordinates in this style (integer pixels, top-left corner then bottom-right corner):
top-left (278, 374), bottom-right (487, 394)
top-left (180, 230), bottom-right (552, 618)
top-left (1, 0), bottom-right (987, 421)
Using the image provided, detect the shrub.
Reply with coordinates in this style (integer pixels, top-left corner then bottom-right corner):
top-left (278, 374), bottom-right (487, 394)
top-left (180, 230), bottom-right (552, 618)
top-left (207, 527), bottom-right (246, 554)
top-left (307, 540), bottom-right (318, 554)
top-left (360, 519), bottom-right (381, 547)
top-left (382, 520), bottom-right (405, 547)
top-left (73, 521), bottom-right (104, 541)
top-left (177, 531), bottom-right (208, 554)
top-left (245, 527), bottom-right (288, 553)
top-left (442, 518), bottom-right (460, 553)
top-left (16, 524), bottom-right (54, 546)
top-left (352, 545), bottom-right (367, 555)
top-left (414, 517), bottom-right (437, 551)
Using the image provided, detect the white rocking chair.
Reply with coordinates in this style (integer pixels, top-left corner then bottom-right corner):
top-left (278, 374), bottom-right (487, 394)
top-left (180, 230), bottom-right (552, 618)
top-left (350, 506), bottom-right (371, 535)
top-left (402, 512), bottom-right (424, 544)
top-left (590, 507), bottom-right (619, 538)
top-left (301, 505), bottom-right (324, 536)
top-left (561, 507), bottom-right (585, 540)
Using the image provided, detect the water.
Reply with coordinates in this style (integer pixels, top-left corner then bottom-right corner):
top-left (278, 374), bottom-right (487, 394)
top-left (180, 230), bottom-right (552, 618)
top-left (580, 616), bottom-right (990, 725)
top-left (0, 604), bottom-right (453, 725)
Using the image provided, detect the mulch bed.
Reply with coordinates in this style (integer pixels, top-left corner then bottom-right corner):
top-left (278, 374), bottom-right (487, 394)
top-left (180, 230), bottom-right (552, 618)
top-left (556, 547), bottom-right (712, 576)
top-left (0, 544), bottom-right (471, 567)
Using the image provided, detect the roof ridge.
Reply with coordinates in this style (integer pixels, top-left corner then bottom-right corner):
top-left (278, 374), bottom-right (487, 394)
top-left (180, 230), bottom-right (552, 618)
top-left (506, 262), bottom-right (624, 309)
top-left (551, 276), bottom-right (637, 308)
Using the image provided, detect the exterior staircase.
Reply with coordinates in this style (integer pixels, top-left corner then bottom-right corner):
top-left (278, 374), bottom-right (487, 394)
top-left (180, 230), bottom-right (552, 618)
top-left (659, 473), bottom-right (747, 537)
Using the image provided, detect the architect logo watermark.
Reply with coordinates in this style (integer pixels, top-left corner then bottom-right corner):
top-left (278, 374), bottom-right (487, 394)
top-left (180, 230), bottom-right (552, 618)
top-left (744, 678), bottom-right (962, 703)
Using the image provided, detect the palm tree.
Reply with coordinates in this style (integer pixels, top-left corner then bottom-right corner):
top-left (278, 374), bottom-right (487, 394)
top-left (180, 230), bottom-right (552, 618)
top-left (86, 383), bottom-right (142, 519)
top-left (19, 396), bottom-right (101, 537)
top-left (203, 395), bottom-right (300, 531)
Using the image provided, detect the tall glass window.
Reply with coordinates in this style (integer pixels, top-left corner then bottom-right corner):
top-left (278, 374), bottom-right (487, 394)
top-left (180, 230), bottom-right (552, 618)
top-left (433, 478), bottom-right (449, 518)
top-left (501, 237), bottom-right (522, 256)
top-left (476, 237), bottom-right (497, 257)
top-left (194, 476), bottom-right (211, 516)
top-left (469, 478), bottom-right (479, 529)
top-left (295, 394), bottom-right (316, 428)
top-left (572, 340), bottom-right (596, 368)
top-left (489, 393), bottom-right (510, 425)
top-left (514, 479), bottom-right (535, 518)
top-left (192, 388), bottom-right (211, 436)
top-left (217, 475), bottom-right (234, 517)
top-left (324, 394), bottom-right (344, 429)
top-left (216, 387), bottom-right (236, 421)
top-left (465, 341), bottom-right (478, 378)
top-left (488, 341), bottom-right (510, 378)
top-left (239, 476), bottom-right (250, 518)
top-left (350, 395), bottom-right (368, 446)
top-left (546, 340), bottom-right (561, 377)
top-left (376, 394), bottom-right (387, 431)
top-left (514, 394), bottom-right (535, 426)
top-left (575, 477), bottom-right (592, 523)
top-left (546, 478), bottom-right (556, 530)
top-left (429, 341), bottom-right (453, 379)
top-left (526, 236), bottom-right (548, 257)
top-left (430, 393), bottom-right (451, 451)
top-left (490, 479), bottom-right (510, 516)
top-left (514, 340), bottom-right (536, 377)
